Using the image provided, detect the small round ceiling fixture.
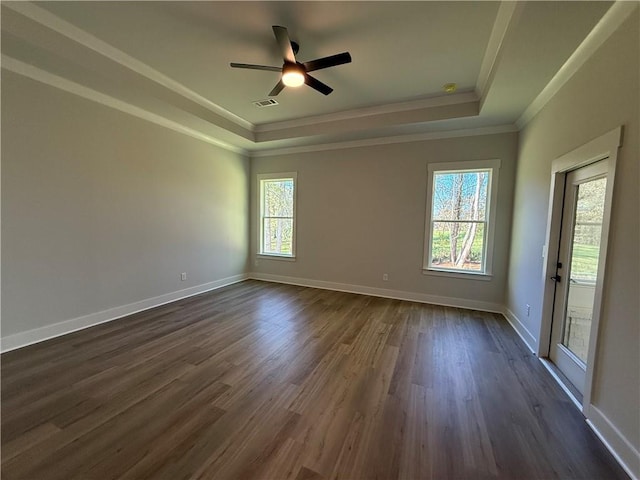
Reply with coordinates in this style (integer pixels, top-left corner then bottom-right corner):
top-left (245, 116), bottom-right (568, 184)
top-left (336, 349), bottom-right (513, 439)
top-left (443, 83), bottom-right (457, 94)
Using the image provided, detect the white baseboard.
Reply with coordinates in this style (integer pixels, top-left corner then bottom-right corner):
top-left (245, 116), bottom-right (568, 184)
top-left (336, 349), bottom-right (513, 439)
top-left (501, 307), bottom-right (537, 353)
top-left (249, 272), bottom-right (503, 314)
top-left (587, 405), bottom-right (640, 480)
top-left (0, 273), bottom-right (248, 353)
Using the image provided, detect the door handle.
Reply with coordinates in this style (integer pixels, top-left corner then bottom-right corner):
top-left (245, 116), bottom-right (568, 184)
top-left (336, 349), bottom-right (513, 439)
top-left (550, 275), bottom-right (561, 283)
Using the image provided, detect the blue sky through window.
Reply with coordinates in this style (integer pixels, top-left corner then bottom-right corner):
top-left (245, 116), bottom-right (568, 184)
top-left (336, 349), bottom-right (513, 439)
top-left (432, 171), bottom-right (489, 220)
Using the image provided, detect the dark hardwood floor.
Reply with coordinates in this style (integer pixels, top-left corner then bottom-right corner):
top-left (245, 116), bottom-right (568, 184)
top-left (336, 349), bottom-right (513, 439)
top-left (1, 280), bottom-right (628, 479)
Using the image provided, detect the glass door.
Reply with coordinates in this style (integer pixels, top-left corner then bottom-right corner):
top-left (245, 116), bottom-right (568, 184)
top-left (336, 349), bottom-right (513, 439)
top-left (549, 161), bottom-right (607, 394)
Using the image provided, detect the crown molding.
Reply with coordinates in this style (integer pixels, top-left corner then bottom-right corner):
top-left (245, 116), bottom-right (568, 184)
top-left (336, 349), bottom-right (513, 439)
top-left (251, 124), bottom-right (517, 158)
top-left (516, 1), bottom-right (638, 129)
top-left (476, 1), bottom-right (526, 110)
top-left (254, 91), bottom-right (478, 134)
top-left (2, 56), bottom-right (247, 155)
top-left (3, 1), bottom-right (255, 133)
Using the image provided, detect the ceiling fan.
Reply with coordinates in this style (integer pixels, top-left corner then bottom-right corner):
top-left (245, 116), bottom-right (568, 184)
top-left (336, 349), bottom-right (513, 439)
top-left (230, 25), bottom-right (352, 96)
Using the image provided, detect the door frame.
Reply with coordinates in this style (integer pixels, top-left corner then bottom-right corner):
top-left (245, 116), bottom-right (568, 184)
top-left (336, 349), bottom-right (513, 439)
top-left (538, 126), bottom-right (622, 414)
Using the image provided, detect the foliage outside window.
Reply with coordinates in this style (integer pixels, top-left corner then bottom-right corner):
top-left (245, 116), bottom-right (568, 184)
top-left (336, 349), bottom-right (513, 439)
top-left (424, 160), bottom-right (500, 276)
top-left (259, 173), bottom-right (296, 257)
top-left (570, 177), bottom-right (606, 284)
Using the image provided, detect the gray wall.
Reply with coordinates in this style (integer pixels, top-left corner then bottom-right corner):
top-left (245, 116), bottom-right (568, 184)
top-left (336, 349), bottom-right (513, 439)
top-left (1, 71), bottom-right (249, 338)
top-left (506, 13), bottom-right (639, 454)
top-left (251, 132), bottom-right (518, 308)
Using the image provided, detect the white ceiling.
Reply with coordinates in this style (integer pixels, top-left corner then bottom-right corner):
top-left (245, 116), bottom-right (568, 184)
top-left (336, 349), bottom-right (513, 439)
top-left (1, 1), bottom-right (613, 153)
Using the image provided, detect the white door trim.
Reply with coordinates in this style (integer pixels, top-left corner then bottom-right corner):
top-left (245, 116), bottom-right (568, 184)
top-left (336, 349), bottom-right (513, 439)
top-left (538, 126), bottom-right (622, 414)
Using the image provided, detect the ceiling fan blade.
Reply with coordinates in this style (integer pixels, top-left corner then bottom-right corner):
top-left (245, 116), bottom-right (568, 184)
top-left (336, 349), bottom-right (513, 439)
top-left (272, 25), bottom-right (296, 63)
top-left (230, 63), bottom-right (282, 72)
top-left (304, 74), bottom-right (333, 95)
top-left (269, 79), bottom-right (286, 96)
top-left (303, 52), bottom-right (352, 72)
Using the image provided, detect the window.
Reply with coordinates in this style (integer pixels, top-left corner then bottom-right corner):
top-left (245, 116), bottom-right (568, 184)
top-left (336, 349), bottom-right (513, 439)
top-left (423, 160), bottom-right (500, 276)
top-left (258, 173), bottom-right (297, 258)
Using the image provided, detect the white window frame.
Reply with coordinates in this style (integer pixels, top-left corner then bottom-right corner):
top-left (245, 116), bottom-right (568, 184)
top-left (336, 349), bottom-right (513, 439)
top-left (257, 172), bottom-right (297, 259)
top-left (423, 159), bottom-right (500, 279)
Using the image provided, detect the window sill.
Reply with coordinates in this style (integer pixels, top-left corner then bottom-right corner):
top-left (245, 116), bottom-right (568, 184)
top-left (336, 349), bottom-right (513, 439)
top-left (422, 268), bottom-right (493, 281)
top-left (257, 254), bottom-right (296, 262)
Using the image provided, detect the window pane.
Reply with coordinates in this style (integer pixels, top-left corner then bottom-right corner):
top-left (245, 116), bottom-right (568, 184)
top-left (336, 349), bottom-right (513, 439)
top-left (431, 221), bottom-right (485, 271)
top-left (262, 218), bottom-right (293, 255)
top-left (561, 177), bottom-right (607, 363)
top-left (263, 179), bottom-right (294, 217)
top-left (432, 171), bottom-right (489, 221)
top-left (571, 177), bottom-right (605, 283)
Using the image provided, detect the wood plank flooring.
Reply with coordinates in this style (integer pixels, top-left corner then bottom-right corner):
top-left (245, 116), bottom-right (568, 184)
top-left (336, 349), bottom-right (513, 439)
top-left (1, 280), bottom-right (628, 479)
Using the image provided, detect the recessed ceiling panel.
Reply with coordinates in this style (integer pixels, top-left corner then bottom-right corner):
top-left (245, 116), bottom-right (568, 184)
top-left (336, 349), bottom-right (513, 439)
top-left (34, 1), bottom-right (500, 124)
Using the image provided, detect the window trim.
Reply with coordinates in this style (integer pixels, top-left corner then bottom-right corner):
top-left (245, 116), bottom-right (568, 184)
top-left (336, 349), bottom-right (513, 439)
top-left (257, 172), bottom-right (297, 259)
top-left (423, 159), bottom-right (500, 278)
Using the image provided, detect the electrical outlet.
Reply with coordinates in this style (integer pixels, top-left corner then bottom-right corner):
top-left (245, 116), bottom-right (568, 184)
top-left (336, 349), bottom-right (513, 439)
top-left (180, 272), bottom-right (187, 281)
top-left (383, 273), bottom-right (389, 281)
top-left (526, 304), bottom-right (531, 317)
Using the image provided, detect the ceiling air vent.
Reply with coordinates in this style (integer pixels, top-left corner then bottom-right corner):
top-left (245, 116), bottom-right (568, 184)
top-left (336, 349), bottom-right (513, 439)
top-left (253, 98), bottom-right (279, 108)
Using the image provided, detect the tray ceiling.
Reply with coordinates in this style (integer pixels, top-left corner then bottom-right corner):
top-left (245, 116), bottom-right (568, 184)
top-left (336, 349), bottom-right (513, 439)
top-left (1, 1), bottom-right (614, 153)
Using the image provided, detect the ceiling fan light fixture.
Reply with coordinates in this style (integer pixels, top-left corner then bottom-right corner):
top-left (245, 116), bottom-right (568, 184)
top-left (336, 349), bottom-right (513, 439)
top-left (282, 64), bottom-right (305, 87)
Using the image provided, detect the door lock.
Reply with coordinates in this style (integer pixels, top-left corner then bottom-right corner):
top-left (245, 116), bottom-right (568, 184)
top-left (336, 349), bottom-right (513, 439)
top-left (550, 275), bottom-right (561, 283)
